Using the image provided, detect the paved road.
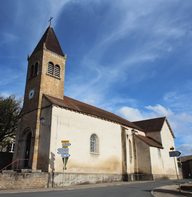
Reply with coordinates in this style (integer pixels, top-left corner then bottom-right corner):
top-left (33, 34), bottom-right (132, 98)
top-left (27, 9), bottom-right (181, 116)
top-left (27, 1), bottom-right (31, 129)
top-left (1, 179), bottom-right (192, 197)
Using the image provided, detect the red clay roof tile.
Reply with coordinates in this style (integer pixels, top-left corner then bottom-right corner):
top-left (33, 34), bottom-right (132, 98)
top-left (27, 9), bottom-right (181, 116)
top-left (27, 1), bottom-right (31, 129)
top-left (137, 134), bottom-right (163, 149)
top-left (44, 94), bottom-right (144, 131)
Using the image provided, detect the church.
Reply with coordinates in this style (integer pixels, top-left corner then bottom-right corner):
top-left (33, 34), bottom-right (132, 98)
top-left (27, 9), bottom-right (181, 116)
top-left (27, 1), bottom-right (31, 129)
top-left (12, 24), bottom-right (178, 186)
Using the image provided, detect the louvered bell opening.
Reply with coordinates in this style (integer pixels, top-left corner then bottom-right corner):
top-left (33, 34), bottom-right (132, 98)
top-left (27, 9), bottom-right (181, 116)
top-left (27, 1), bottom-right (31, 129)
top-left (48, 62), bottom-right (54, 75)
top-left (54, 65), bottom-right (60, 78)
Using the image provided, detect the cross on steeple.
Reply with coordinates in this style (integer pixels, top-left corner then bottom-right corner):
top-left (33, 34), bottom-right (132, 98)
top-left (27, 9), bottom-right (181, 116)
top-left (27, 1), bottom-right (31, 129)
top-left (48, 17), bottom-right (53, 26)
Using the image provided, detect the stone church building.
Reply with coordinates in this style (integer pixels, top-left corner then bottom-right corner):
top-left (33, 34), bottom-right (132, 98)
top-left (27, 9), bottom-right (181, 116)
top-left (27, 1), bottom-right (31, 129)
top-left (12, 25), bottom-right (178, 186)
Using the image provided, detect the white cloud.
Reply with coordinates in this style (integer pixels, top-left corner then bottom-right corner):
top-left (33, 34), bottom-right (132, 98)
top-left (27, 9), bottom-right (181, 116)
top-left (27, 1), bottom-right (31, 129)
top-left (117, 106), bottom-right (146, 121)
top-left (145, 104), bottom-right (174, 117)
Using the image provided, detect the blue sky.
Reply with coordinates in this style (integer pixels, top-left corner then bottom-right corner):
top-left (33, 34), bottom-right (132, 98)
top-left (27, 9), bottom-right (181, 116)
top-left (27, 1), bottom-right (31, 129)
top-left (0, 0), bottom-right (192, 156)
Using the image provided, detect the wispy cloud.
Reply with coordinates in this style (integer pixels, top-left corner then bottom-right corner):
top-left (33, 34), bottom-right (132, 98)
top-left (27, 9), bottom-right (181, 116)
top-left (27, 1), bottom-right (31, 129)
top-left (177, 144), bottom-right (192, 157)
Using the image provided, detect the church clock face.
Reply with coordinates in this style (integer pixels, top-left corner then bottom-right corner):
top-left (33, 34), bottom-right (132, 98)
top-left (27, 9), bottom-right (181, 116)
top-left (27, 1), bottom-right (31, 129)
top-left (29, 89), bottom-right (34, 99)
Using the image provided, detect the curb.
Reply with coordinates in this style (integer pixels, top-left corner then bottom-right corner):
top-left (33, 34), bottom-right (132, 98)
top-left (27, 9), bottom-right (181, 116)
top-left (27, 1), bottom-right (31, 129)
top-left (151, 187), bottom-right (158, 197)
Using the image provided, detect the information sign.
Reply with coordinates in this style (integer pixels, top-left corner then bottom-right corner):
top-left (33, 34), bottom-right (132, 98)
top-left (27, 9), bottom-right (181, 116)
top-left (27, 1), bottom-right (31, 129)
top-left (169, 151), bottom-right (181, 157)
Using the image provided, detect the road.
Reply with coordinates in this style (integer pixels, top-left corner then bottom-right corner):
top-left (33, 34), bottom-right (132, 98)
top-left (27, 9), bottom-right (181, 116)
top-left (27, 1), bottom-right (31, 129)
top-left (1, 179), bottom-right (192, 197)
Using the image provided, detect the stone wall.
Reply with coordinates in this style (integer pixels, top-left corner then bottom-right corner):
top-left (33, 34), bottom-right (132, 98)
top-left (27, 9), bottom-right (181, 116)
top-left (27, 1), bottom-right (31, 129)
top-left (0, 171), bottom-right (49, 190)
top-left (0, 171), bottom-right (178, 190)
top-left (48, 173), bottom-right (123, 187)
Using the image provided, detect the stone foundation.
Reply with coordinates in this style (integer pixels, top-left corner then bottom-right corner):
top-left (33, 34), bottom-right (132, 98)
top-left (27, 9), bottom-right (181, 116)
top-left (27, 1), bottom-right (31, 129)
top-left (48, 172), bottom-right (123, 187)
top-left (0, 171), bottom-right (48, 190)
top-left (0, 171), bottom-right (178, 190)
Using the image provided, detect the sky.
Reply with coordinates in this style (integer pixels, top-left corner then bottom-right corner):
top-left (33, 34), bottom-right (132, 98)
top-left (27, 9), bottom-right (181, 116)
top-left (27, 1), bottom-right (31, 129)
top-left (0, 0), bottom-right (192, 156)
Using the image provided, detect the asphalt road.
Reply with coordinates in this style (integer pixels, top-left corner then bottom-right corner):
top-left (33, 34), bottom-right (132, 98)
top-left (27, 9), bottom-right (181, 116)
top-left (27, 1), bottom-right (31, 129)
top-left (1, 179), bottom-right (192, 197)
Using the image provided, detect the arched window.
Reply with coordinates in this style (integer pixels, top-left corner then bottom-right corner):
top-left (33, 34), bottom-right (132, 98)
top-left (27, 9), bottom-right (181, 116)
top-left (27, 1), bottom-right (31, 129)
top-left (48, 62), bottom-right (54, 75)
top-left (54, 65), bottom-right (60, 77)
top-left (30, 65), bottom-right (34, 78)
top-left (90, 134), bottom-right (99, 153)
top-left (129, 140), bottom-right (132, 163)
top-left (34, 62), bottom-right (38, 75)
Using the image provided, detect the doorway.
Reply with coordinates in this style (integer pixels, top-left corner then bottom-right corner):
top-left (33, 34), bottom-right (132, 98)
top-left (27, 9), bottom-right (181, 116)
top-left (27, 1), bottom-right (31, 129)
top-left (24, 133), bottom-right (32, 168)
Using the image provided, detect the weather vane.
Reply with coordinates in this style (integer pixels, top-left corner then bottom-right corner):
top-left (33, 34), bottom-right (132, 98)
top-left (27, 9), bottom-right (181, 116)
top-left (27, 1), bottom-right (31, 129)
top-left (48, 17), bottom-right (53, 26)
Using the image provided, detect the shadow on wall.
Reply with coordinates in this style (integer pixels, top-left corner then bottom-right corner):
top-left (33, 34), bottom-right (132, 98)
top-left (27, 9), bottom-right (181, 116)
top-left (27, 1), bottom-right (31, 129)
top-left (0, 152), bottom-right (13, 170)
top-left (49, 152), bottom-right (55, 187)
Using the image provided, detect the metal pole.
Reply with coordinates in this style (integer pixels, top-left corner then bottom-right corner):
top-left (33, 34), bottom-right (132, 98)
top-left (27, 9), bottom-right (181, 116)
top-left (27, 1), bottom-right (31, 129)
top-left (63, 157), bottom-right (66, 187)
top-left (174, 157), bottom-right (181, 192)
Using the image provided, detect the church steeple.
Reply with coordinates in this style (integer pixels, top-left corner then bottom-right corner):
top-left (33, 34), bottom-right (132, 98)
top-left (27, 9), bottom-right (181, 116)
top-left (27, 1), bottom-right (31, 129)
top-left (23, 25), bottom-right (67, 116)
top-left (31, 26), bottom-right (64, 57)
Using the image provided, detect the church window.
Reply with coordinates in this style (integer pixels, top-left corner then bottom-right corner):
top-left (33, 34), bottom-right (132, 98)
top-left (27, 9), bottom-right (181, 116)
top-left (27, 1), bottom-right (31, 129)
top-left (48, 62), bottom-right (54, 75)
top-left (34, 62), bottom-right (38, 75)
top-left (90, 134), bottom-right (99, 153)
top-left (54, 65), bottom-right (60, 78)
top-left (158, 148), bottom-right (161, 157)
top-left (30, 65), bottom-right (34, 77)
top-left (129, 140), bottom-right (132, 163)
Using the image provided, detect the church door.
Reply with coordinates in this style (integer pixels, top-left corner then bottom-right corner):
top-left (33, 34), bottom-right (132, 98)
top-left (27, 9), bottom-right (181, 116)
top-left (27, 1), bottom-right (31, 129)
top-left (24, 133), bottom-right (32, 168)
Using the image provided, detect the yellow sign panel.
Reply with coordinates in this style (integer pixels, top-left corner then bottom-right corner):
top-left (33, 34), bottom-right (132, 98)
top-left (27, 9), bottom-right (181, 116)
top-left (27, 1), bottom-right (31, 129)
top-left (61, 140), bottom-right (69, 143)
top-left (61, 140), bottom-right (70, 148)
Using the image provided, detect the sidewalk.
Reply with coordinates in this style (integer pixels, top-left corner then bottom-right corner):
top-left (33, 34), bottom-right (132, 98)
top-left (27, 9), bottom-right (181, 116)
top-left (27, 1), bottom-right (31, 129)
top-left (152, 184), bottom-right (192, 197)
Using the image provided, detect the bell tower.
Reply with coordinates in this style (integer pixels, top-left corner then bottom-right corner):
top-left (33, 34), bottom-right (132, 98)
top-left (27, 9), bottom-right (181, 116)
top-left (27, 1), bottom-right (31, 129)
top-left (13, 25), bottom-right (67, 170)
top-left (23, 25), bottom-right (67, 115)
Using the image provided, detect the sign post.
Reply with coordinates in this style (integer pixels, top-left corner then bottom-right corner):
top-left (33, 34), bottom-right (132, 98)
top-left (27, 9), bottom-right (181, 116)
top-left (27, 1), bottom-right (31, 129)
top-left (169, 147), bottom-right (181, 192)
top-left (57, 140), bottom-right (71, 187)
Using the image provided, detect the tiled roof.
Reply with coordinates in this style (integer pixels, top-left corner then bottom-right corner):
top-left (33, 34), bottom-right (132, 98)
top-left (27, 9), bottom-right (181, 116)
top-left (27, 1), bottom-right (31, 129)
top-left (179, 155), bottom-right (192, 163)
top-left (132, 117), bottom-right (175, 138)
top-left (31, 26), bottom-right (64, 57)
top-left (133, 117), bottom-right (165, 132)
top-left (137, 134), bottom-right (163, 149)
top-left (44, 94), bottom-right (144, 131)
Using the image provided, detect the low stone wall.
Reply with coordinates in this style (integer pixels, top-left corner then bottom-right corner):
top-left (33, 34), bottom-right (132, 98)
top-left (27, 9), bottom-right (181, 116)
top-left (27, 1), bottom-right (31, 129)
top-left (49, 173), bottom-right (123, 187)
top-left (0, 171), bottom-right (49, 190)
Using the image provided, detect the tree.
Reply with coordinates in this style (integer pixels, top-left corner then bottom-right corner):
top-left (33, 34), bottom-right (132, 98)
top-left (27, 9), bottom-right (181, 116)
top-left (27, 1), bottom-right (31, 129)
top-left (0, 94), bottom-right (22, 150)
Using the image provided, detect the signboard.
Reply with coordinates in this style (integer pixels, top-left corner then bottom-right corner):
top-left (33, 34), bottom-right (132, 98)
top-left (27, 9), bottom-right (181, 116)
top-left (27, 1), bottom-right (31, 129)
top-left (57, 140), bottom-right (71, 158)
top-left (61, 140), bottom-right (71, 148)
top-left (57, 148), bottom-right (69, 154)
top-left (62, 143), bottom-right (71, 147)
top-left (61, 154), bottom-right (70, 157)
top-left (169, 151), bottom-right (181, 157)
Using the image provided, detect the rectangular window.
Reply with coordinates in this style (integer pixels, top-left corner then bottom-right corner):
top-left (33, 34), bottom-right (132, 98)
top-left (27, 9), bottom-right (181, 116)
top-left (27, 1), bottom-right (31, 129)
top-left (158, 149), bottom-right (161, 157)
